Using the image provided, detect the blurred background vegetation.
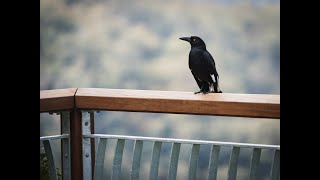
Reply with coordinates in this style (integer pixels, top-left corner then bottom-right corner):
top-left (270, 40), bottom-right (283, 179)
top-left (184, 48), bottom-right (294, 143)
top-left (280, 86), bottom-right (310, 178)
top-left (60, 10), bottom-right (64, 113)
top-left (40, 0), bottom-right (279, 179)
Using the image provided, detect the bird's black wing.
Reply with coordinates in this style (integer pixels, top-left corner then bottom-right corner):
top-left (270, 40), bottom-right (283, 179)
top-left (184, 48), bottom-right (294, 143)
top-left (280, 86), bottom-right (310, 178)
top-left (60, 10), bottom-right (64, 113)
top-left (204, 51), bottom-right (218, 77)
top-left (204, 50), bottom-right (222, 93)
top-left (191, 70), bottom-right (203, 89)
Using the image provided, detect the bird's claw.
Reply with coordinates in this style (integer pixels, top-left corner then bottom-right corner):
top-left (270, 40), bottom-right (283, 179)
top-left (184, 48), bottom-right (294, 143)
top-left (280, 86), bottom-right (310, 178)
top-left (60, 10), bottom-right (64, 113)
top-left (194, 91), bottom-right (210, 94)
top-left (209, 90), bottom-right (223, 93)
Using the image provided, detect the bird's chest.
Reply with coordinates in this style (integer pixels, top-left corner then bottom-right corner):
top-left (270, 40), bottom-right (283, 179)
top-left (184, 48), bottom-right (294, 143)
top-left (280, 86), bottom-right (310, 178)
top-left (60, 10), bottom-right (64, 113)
top-left (188, 50), bottom-right (207, 71)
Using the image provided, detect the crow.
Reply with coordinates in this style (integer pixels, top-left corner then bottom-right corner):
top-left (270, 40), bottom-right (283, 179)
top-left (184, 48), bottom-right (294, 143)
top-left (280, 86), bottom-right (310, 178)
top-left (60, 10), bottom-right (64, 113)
top-left (179, 36), bottom-right (222, 94)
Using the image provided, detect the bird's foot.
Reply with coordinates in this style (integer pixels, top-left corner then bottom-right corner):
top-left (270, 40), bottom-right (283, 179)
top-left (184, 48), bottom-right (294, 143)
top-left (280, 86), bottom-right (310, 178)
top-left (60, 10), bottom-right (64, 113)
top-left (210, 90), bottom-right (223, 93)
top-left (194, 90), bottom-right (210, 94)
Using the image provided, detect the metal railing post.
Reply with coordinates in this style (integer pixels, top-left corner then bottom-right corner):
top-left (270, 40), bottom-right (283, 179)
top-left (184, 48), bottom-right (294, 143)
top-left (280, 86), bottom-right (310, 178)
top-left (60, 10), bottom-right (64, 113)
top-left (61, 112), bottom-right (71, 180)
top-left (90, 112), bottom-right (95, 179)
top-left (81, 111), bottom-right (96, 180)
top-left (82, 111), bottom-right (93, 180)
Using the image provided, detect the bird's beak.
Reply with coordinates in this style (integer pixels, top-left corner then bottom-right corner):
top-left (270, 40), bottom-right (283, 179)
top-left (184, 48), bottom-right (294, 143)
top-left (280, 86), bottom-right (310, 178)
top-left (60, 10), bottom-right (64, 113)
top-left (179, 37), bottom-right (191, 42)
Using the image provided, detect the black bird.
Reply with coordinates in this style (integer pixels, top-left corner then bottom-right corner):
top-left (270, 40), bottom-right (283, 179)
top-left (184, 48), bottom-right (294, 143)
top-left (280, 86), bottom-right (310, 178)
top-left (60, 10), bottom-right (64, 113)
top-left (180, 36), bottom-right (222, 94)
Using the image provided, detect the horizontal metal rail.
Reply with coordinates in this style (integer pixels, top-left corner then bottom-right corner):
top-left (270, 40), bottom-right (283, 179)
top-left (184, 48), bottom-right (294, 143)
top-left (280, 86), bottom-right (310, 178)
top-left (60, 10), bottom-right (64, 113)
top-left (88, 134), bottom-right (280, 180)
top-left (40, 134), bottom-right (69, 141)
top-left (84, 134), bottom-right (280, 150)
top-left (40, 125), bottom-right (280, 180)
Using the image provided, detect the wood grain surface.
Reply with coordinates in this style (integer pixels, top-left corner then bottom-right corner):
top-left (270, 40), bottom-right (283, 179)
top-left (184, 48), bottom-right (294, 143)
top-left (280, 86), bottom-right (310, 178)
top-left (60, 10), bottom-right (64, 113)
top-left (40, 88), bottom-right (77, 112)
top-left (75, 88), bottom-right (280, 119)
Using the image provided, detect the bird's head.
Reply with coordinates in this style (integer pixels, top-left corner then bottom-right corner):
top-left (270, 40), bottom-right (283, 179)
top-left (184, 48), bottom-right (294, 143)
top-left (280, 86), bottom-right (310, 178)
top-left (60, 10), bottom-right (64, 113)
top-left (179, 36), bottom-right (206, 49)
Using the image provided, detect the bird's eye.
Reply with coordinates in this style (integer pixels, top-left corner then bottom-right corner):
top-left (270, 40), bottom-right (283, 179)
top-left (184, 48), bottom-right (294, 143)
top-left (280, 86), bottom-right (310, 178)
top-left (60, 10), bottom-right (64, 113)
top-left (192, 38), bottom-right (197, 42)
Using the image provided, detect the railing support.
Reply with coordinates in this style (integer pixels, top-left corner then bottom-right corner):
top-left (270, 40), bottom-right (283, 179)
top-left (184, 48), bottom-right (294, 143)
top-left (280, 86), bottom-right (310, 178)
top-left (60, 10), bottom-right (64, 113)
top-left (208, 145), bottom-right (221, 180)
top-left (90, 112), bottom-right (95, 179)
top-left (93, 138), bottom-right (108, 180)
top-left (70, 110), bottom-right (83, 180)
top-left (82, 111), bottom-right (92, 180)
top-left (249, 148), bottom-right (261, 180)
top-left (270, 149), bottom-right (280, 180)
top-left (168, 143), bottom-right (181, 180)
top-left (149, 141), bottom-right (162, 180)
top-left (61, 112), bottom-right (71, 180)
top-left (227, 146), bottom-right (240, 180)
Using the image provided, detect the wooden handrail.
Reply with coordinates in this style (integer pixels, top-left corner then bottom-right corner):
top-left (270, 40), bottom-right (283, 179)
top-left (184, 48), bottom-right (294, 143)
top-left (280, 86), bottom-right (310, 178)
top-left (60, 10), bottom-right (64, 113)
top-left (40, 88), bottom-right (280, 119)
top-left (40, 88), bottom-right (77, 112)
top-left (40, 88), bottom-right (280, 180)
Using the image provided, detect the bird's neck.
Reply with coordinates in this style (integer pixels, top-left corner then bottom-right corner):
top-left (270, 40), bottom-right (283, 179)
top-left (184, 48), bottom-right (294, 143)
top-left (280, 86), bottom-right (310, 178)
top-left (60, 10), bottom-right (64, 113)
top-left (191, 45), bottom-right (206, 51)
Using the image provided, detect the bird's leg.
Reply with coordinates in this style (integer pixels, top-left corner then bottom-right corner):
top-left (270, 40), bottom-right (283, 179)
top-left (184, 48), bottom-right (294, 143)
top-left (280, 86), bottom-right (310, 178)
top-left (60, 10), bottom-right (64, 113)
top-left (194, 88), bottom-right (203, 94)
top-left (211, 82), bottom-right (218, 93)
top-left (202, 90), bottom-right (210, 94)
top-left (194, 84), bottom-right (205, 94)
top-left (195, 83), bottom-right (210, 94)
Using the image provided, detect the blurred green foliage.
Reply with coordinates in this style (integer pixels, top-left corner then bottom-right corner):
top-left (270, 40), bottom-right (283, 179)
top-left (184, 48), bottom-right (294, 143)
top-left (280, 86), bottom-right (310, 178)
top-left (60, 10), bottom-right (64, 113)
top-left (40, 153), bottom-right (62, 180)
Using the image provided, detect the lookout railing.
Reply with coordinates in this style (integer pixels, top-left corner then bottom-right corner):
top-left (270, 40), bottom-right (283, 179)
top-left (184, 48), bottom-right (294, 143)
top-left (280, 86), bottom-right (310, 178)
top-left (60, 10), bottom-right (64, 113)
top-left (40, 88), bottom-right (280, 180)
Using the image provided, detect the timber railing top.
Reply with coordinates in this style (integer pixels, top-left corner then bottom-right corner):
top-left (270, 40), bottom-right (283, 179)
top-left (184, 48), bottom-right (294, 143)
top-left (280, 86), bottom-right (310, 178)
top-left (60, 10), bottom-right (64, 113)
top-left (40, 88), bottom-right (280, 119)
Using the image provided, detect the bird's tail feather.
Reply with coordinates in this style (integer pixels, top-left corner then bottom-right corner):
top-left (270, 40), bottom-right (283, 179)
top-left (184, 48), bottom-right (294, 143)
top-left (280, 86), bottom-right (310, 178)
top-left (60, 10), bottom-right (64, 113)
top-left (210, 75), bottom-right (222, 93)
top-left (216, 76), bottom-right (221, 92)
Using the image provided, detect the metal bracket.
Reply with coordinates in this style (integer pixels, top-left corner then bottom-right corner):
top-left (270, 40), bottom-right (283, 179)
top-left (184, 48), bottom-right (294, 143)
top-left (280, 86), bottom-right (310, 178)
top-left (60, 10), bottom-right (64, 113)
top-left (81, 110), bottom-right (100, 113)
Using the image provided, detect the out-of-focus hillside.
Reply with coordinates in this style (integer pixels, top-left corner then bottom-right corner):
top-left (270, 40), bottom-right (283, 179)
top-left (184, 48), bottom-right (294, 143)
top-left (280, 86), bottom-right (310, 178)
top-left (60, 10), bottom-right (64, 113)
top-left (40, 0), bottom-right (279, 94)
top-left (40, 0), bottom-right (279, 179)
